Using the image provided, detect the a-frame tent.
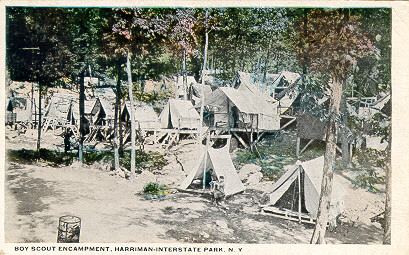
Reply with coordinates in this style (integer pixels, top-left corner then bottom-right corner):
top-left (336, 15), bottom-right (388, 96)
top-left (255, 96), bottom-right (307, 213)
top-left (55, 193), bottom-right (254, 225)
top-left (263, 156), bottom-right (345, 223)
top-left (121, 102), bottom-right (160, 130)
top-left (159, 99), bottom-right (200, 130)
top-left (179, 145), bottom-right (245, 197)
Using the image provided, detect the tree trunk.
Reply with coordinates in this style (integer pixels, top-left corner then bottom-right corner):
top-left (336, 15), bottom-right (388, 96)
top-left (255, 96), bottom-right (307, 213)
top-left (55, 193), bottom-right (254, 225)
top-left (182, 50), bottom-right (187, 100)
top-left (127, 51), bottom-right (136, 182)
top-left (30, 82), bottom-right (34, 124)
top-left (310, 77), bottom-right (343, 244)
top-left (383, 121), bottom-right (391, 244)
top-left (340, 94), bottom-right (350, 168)
top-left (114, 64), bottom-right (121, 171)
top-left (36, 82), bottom-right (42, 151)
top-left (263, 40), bottom-right (272, 83)
top-left (198, 29), bottom-right (209, 153)
top-left (79, 73), bottom-right (85, 163)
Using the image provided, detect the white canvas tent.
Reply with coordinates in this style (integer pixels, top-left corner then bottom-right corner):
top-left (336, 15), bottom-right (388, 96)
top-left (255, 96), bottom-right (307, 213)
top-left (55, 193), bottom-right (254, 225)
top-left (179, 145), bottom-right (245, 197)
top-left (43, 94), bottom-right (77, 127)
top-left (203, 87), bottom-right (280, 131)
top-left (122, 102), bottom-right (160, 130)
top-left (236, 71), bottom-right (277, 104)
top-left (159, 99), bottom-right (200, 129)
top-left (189, 82), bottom-right (213, 106)
top-left (90, 97), bottom-right (115, 126)
top-left (264, 156), bottom-right (345, 223)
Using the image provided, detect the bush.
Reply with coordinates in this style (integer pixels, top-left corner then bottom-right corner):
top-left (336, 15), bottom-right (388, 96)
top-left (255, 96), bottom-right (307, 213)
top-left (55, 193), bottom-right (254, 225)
top-left (143, 182), bottom-right (169, 200)
top-left (354, 172), bottom-right (385, 193)
top-left (144, 182), bottom-right (160, 194)
top-left (8, 148), bottom-right (168, 172)
top-left (8, 148), bottom-right (74, 166)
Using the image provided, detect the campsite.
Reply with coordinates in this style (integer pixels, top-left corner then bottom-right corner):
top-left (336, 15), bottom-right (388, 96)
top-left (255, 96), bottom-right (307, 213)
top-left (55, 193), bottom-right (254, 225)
top-left (5, 7), bottom-right (391, 245)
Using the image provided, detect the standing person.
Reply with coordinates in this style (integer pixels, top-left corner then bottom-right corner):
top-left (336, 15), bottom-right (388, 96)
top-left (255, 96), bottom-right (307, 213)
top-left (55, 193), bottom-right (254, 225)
top-left (212, 175), bottom-right (225, 205)
top-left (205, 168), bottom-right (214, 190)
top-left (64, 129), bottom-right (72, 153)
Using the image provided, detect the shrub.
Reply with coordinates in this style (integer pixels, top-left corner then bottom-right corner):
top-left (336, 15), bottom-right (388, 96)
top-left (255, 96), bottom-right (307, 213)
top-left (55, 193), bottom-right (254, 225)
top-left (8, 149), bottom-right (74, 166)
top-left (143, 182), bottom-right (169, 200)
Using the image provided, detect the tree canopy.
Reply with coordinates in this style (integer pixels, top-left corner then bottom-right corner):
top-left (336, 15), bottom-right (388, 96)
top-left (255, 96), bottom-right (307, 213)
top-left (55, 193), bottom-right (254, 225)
top-left (6, 7), bottom-right (390, 96)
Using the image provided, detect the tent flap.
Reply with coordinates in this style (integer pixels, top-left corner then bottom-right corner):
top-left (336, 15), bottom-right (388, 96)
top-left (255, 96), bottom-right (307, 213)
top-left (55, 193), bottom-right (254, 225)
top-left (179, 145), bottom-right (245, 197)
top-left (266, 156), bottom-right (345, 220)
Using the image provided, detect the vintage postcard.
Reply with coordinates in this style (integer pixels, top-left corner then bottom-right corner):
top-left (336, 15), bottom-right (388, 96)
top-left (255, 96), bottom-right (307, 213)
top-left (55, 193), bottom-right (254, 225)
top-left (1, 1), bottom-right (408, 254)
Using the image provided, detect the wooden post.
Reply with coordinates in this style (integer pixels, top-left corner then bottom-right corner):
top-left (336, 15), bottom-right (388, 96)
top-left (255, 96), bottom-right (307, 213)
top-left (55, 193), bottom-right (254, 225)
top-left (250, 114), bottom-right (254, 150)
top-left (202, 132), bottom-right (210, 191)
top-left (227, 99), bottom-right (230, 129)
top-left (36, 83), bottom-right (42, 151)
top-left (198, 19), bottom-right (209, 160)
top-left (79, 72), bottom-right (85, 164)
top-left (297, 163), bottom-right (302, 222)
top-left (127, 50), bottom-right (136, 182)
top-left (296, 136), bottom-right (300, 158)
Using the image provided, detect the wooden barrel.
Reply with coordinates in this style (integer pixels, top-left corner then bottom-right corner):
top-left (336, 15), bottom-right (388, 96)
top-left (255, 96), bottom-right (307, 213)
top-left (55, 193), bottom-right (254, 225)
top-left (57, 215), bottom-right (81, 243)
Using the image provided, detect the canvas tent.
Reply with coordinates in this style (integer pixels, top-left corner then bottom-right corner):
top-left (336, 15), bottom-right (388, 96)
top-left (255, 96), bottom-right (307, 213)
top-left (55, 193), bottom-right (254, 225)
top-left (159, 99), bottom-right (200, 130)
top-left (90, 97), bottom-right (115, 126)
top-left (122, 102), bottom-right (160, 130)
top-left (179, 144), bottom-right (245, 197)
top-left (235, 71), bottom-right (277, 104)
top-left (188, 82), bottom-right (213, 106)
top-left (41, 94), bottom-right (94, 131)
top-left (6, 97), bottom-right (29, 124)
top-left (43, 94), bottom-right (77, 128)
top-left (203, 87), bottom-right (280, 131)
top-left (263, 156), bottom-right (345, 223)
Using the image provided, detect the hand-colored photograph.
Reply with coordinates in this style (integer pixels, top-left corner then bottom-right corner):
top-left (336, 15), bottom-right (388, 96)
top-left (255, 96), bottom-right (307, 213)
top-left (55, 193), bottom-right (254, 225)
top-left (4, 5), bottom-right (391, 245)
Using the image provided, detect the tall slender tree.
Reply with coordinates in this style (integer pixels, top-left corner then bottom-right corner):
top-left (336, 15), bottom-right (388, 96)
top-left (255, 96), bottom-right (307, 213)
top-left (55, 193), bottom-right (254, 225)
top-left (292, 8), bottom-right (375, 244)
top-left (163, 8), bottom-right (201, 99)
top-left (109, 7), bottom-right (166, 180)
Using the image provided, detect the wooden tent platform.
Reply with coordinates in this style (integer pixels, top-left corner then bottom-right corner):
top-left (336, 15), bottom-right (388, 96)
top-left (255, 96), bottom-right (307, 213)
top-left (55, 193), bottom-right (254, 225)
top-left (177, 188), bottom-right (213, 198)
top-left (262, 206), bottom-right (316, 224)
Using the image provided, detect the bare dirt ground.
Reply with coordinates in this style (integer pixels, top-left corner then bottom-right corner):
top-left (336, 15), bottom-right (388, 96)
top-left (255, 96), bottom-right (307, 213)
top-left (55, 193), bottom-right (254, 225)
top-left (4, 129), bottom-right (385, 244)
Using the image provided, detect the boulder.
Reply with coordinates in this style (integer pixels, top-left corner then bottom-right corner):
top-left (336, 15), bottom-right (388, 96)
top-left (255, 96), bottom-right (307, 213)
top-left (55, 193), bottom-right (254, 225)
top-left (246, 172), bottom-right (263, 187)
top-left (239, 164), bottom-right (262, 181)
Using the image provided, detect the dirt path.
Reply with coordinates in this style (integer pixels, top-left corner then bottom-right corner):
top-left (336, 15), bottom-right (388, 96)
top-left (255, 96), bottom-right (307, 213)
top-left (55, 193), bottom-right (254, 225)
top-left (5, 158), bottom-right (384, 244)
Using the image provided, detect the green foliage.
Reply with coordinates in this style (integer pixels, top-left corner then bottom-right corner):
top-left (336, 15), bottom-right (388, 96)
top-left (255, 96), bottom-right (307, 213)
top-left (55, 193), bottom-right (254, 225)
top-left (354, 148), bottom-right (387, 169)
top-left (82, 149), bottom-right (168, 171)
top-left (143, 182), bottom-right (169, 200)
top-left (354, 171), bottom-right (384, 193)
top-left (235, 134), bottom-right (325, 180)
top-left (7, 148), bottom-right (168, 172)
top-left (348, 8), bottom-right (391, 97)
top-left (7, 7), bottom-right (390, 101)
top-left (144, 182), bottom-right (160, 194)
top-left (82, 150), bottom-right (113, 165)
top-left (292, 8), bottom-right (375, 80)
top-left (8, 149), bottom-right (74, 166)
top-left (134, 91), bottom-right (171, 104)
top-left (347, 113), bottom-right (390, 143)
top-left (119, 150), bottom-right (168, 172)
top-left (6, 7), bottom-right (74, 84)
top-left (335, 147), bottom-right (387, 193)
